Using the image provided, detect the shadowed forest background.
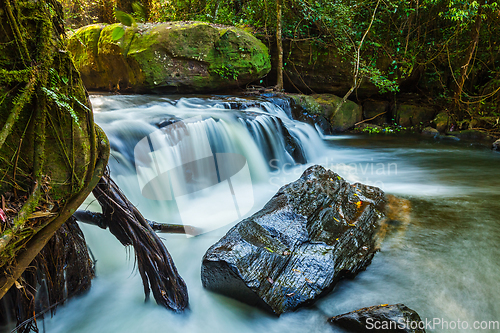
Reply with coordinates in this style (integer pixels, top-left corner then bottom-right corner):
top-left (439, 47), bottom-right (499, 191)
top-left (63, 0), bottom-right (500, 134)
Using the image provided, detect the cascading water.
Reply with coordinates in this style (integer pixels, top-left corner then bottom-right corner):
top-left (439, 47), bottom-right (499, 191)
top-left (36, 94), bottom-right (500, 333)
top-left (90, 95), bottom-right (325, 233)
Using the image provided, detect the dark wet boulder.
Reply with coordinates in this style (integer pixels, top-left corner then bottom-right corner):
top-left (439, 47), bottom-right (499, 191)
top-left (393, 94), bottom-right (436, 127)
top-left (328, 303), bottom-right (426, 333)
top-left (201, 165), bottom-right (386, 315)
top-left (395, 104), bottom-right (435, 127)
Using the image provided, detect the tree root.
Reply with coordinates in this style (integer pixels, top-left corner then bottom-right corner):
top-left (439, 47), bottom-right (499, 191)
top-left (2, 216), bottom-right (95, 333)
top-left (91, 171), bottom-right (189, 311)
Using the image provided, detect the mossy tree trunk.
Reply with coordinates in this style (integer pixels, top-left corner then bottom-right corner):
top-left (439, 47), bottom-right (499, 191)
top-left (0, 0), bottom-right (109, 299)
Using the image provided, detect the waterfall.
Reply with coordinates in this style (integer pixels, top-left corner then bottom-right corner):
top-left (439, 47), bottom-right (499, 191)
top-left (91, 95), bottom-right (326, 234)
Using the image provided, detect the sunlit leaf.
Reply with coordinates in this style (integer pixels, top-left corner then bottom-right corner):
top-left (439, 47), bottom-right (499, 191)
top-left (115, 10), bottom-right (135, 26)
top-left (112, 26), bottom-right (125, 41)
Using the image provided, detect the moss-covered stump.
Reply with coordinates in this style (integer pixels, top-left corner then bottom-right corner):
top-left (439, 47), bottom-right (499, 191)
top-left (290, 94), bottom-right (362, 132)
top-left (328, 303), bottom-right (426, 333)
top-left (201, 165), bottom-right (386, 315)
top-left (67, 22), bottom-right (271, 93)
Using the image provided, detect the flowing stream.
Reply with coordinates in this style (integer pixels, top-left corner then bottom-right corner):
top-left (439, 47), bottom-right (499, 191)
top-left (36, 94), bottom-right (500, 333)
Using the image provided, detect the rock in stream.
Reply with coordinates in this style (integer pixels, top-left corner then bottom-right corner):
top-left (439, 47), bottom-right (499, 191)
top-left (328, 303), bottom-right (426, 333)
top-left (201, 165), bottom-right (386, 315)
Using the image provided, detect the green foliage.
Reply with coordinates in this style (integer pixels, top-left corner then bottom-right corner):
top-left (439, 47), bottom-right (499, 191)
top-left (131, 2), bottom-right (147, 22)
top-left (112, 26), bottom-right (126, 40)
top-left (59, 0), bottom-right (500, 132)
top-left (211, 64), bottom-right (239, 80)
top-left (115, 10), bottom-right (135, 26)
top-left (356, 124), bottom-right (406, 134)
top-left (42, 68), bottom-right (90, 128)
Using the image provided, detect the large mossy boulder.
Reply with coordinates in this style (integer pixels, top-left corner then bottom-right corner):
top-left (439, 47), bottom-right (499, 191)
top-left (201, 165), bottom-right (386, 315)
top-left (67, 22), bottom-right (271, 93)
top-left (328, 303), bottom-right (426, 333)
top-left (290, 94), bottom-right (362, 132)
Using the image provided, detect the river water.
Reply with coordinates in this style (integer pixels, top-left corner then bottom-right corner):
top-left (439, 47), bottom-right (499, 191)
top-left (40, 94), bottom-right (500, 333)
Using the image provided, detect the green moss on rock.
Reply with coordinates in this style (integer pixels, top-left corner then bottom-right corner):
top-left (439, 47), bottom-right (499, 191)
top-left (67, 22), bottom-right (271, 93)
top-left (67, 24), bottom-right (103, 84)
top-left (433, 112), bottom-right (450, 132)
top-left (290, 94), bottom-right (362, 131)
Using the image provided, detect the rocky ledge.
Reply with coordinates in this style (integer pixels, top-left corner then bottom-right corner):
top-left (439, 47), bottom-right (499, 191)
top-left (201, 165), bottom-right (386, 315)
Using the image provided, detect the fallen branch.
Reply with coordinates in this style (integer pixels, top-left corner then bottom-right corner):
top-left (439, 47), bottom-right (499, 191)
top-left (355, 111), bottom-right (387, 126)
top-left (74, 210), bottom-right (201, 235)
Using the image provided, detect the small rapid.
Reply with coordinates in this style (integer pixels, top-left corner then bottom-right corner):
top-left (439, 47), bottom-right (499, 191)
top-left (37, 94), bottom-right (500, 333)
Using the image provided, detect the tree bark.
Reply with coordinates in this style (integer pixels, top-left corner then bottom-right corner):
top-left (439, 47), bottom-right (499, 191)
top-left (276, 0), bottom-right (284, 91)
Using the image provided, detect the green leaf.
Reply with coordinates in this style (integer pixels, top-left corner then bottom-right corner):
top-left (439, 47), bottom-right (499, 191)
top-left (112, 26), bottom-right (125, 41)
top-left (131, 2), bottom-right (146, 21)
top-left (115, 10), bottom-right (135, 26)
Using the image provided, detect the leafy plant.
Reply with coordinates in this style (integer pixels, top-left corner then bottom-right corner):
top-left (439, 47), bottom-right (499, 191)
top-left (42, 68), bottom-right (90, 128)
top-left (212, 64), bottom-right (239, 80)
top-left (112, 10), bottom-right (137, 41)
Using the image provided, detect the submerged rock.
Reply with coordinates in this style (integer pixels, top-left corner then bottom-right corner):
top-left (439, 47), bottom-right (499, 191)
top-left (493, 139), bottom-right (500, 151)
top-left (421, 127), bottom-right (439, 137)
top-left (67, 22), bottom-right (271, 93)
top-left (328, 303), bottom-right (426, 333)
top-left (201, 165), bottom-right (385, 315)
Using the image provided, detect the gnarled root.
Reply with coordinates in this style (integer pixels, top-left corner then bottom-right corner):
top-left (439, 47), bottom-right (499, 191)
top-left (91, 171), bottom-right (189, 312)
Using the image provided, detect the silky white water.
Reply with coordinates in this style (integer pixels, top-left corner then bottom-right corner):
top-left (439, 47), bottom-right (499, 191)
top-left (33, 95), bottom-right (500, 333)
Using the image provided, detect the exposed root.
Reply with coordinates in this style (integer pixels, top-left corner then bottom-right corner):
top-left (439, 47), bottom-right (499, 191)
top-left (1, 216), bottom-right (95, 333)
top-left (91, 171), bottom-right (189, 311)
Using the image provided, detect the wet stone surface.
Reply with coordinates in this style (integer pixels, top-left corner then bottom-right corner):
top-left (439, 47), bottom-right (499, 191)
top-left (201, 165), bottom-right (386, 315)
top-left (329, 303), bottom-right (426, 333)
